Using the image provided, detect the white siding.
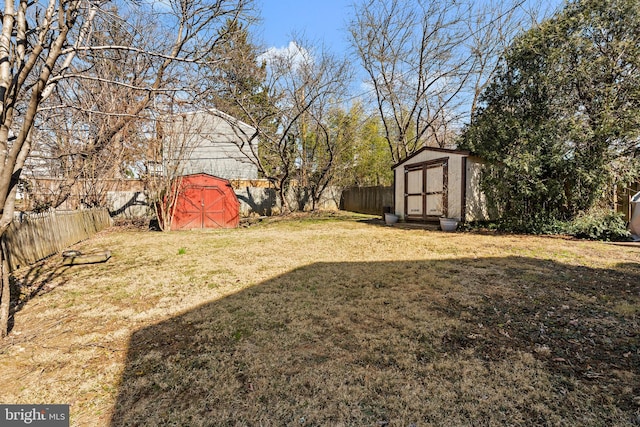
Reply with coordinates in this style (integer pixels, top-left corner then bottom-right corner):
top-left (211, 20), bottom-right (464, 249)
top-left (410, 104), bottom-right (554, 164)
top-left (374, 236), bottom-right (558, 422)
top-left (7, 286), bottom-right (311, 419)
top-left (163, 111), bottom-right (258, 180)
top-left (394, 148), bottom-right (489, 222)
top-left (465, 157), bottom-right (491, 222)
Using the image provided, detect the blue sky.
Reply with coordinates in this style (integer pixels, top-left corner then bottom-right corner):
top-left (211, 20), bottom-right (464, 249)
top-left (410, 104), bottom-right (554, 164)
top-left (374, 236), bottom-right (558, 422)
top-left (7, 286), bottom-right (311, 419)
top-left (256, 0), bottom-right (564, 57)
top-left (256, 0), bottom-right (353, 55)
top-left (255, 0), bottom-right (565, 102)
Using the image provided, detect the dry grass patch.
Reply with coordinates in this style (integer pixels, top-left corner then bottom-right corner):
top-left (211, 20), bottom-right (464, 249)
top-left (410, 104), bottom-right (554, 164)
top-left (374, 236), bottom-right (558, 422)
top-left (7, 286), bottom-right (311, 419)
top-left (0, 212), bottom-right (638, 426)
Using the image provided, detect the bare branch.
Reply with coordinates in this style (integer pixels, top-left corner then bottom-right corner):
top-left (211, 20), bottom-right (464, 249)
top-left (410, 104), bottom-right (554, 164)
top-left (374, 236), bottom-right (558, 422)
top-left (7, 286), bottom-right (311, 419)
top-left (349, 0), bottom-right (549, 162)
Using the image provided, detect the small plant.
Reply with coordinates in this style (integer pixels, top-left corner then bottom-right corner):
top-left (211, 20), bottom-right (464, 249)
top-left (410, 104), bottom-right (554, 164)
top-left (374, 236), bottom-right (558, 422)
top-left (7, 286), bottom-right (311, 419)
top-left (177, 247), bottom-right (187, 255)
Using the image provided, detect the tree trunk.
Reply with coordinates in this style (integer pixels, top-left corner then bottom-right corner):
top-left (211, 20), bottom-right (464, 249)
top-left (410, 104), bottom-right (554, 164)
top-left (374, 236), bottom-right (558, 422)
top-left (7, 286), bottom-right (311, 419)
top-left (278, 184), bottom-right (290, 215)
top-left (0, 238), bottom-right (11, 338)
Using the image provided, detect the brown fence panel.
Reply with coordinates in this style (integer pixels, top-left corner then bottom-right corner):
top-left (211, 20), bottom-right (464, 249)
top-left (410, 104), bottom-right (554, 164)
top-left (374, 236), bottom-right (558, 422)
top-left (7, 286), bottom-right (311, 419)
top-left (340, 186), bottom-right (393, 216)
top-left (616, 183), bottom-right (640, 222)
top-left (3, 209), bottom-right (112, 272)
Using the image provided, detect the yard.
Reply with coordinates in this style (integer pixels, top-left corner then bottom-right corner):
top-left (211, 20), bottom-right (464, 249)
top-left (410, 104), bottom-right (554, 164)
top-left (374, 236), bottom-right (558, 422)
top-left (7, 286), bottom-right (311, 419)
top-left (0, 212), bottom-right (639, 426)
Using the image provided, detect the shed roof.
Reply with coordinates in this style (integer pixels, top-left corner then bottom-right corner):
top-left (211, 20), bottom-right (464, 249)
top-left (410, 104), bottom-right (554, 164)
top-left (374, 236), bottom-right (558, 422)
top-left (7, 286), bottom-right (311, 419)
top-left (392, 146), bottom-right (472, 170)
top-left (164, 108), bottom-right (257, 134)
top-left (177, 172), bottom-right (234, 183)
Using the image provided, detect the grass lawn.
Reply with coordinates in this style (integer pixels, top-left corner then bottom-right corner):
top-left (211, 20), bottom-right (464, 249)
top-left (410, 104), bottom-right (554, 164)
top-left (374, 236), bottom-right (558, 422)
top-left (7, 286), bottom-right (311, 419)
top-left (1, 212), bottom-right (639, 426)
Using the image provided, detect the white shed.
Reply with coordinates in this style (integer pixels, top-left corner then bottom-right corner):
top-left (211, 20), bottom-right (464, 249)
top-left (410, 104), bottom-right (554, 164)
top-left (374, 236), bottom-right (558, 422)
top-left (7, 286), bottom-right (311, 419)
top-left (392, 147), bottom-right (490, 223)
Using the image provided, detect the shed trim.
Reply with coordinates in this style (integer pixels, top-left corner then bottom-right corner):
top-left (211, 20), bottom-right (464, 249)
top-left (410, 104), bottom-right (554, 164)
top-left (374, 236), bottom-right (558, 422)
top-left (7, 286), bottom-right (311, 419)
top-left (403, 157), bottom-right (449, 221)
top-left (461, 156), bottom-right (467, 222)
top-left (392, 146), bottom-right (471, 170)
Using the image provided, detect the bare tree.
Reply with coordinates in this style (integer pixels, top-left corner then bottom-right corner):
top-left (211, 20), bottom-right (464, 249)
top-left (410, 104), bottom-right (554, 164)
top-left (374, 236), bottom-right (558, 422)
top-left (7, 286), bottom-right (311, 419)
top-left (0, 0), bottom-right (103, 338)
top-left (296, 95), bottom-right (354, 211)
top-left (22, 7), bottom-right (157, 209)
top-left (0, 0), bottom-right (253, 337)
top-left (28, 1), bottom-right (253, 208)
top-left (348, 0), bottom-right (549, 163)
top-left (142, 115), bottom-right (188, 232)
top-left (210, 38), bottom-right (351, 213)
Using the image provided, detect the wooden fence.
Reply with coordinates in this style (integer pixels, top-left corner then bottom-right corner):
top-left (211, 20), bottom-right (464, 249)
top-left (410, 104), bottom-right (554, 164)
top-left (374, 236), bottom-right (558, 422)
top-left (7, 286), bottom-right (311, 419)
top-left (616, 182), bottom-right (640, 222)
top-left (3, 209), bottom-right (112, 272)
top-left (340, 186), bottom-right (393, 216)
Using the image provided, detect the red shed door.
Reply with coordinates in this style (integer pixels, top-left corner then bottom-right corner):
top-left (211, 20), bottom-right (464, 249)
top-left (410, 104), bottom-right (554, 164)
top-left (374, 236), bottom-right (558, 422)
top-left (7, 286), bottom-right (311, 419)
top-left (175, 185), bottom-right (227, 229)
top-left (202, 186), bottom-right (226, 228)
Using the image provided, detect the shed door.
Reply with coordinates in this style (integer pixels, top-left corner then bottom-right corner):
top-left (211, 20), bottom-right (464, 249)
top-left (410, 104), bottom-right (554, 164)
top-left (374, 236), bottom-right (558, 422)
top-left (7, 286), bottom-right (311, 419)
top-left (176, 185), bottom-right (226, 229)
top-left (201, 187), bottom-right (226, 228)
top-left (404, 158), bottom-right (448, 221)
top-left (406, 167), bottom-right (424, 217)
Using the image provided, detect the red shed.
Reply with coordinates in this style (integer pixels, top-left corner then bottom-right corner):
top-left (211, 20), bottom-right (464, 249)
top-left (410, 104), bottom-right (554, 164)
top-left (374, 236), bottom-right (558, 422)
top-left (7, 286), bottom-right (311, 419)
top-left (170, 173), bottom-right (239, 230)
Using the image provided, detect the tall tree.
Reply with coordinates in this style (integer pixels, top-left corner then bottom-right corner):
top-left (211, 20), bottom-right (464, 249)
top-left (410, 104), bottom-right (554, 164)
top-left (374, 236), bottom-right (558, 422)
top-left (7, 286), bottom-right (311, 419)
top-left (460, 0), bottom-right (640, 228)
top-left (209, 38), bottom-right (351, 213)
top-left (207, 19), bottom-right (267, 123)
top-left (351, 114), bottom-right (394, 187)
top-left (23, 6), bottom-right (151, 209)
top-left (0, 0), bottom-right (252, 337)
top-left (348, 0), bottom-right (549, 163)
top-left (331, 104), bottom-right (393, 188)
top-left (0, 0), bottom-right (101, 339)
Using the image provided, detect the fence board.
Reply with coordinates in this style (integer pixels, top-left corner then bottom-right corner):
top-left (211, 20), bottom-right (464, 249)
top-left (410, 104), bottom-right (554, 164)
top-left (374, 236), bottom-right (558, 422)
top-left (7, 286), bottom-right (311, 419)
top-left (616, 183), bottom-right (640, 222)
top-left (340, 186), bottom-right (393, 216)
top-left (3, 209), bottom-right (112, 272)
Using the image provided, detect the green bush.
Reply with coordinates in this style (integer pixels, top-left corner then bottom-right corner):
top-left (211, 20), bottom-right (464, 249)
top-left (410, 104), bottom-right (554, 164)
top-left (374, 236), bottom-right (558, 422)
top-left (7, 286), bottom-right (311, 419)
top-left (464, 215), bottom-right (567, 235)
top-left (568, 209), bottom-right (630, 241)
top-left (465, 209), bottom-right (630, 241)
